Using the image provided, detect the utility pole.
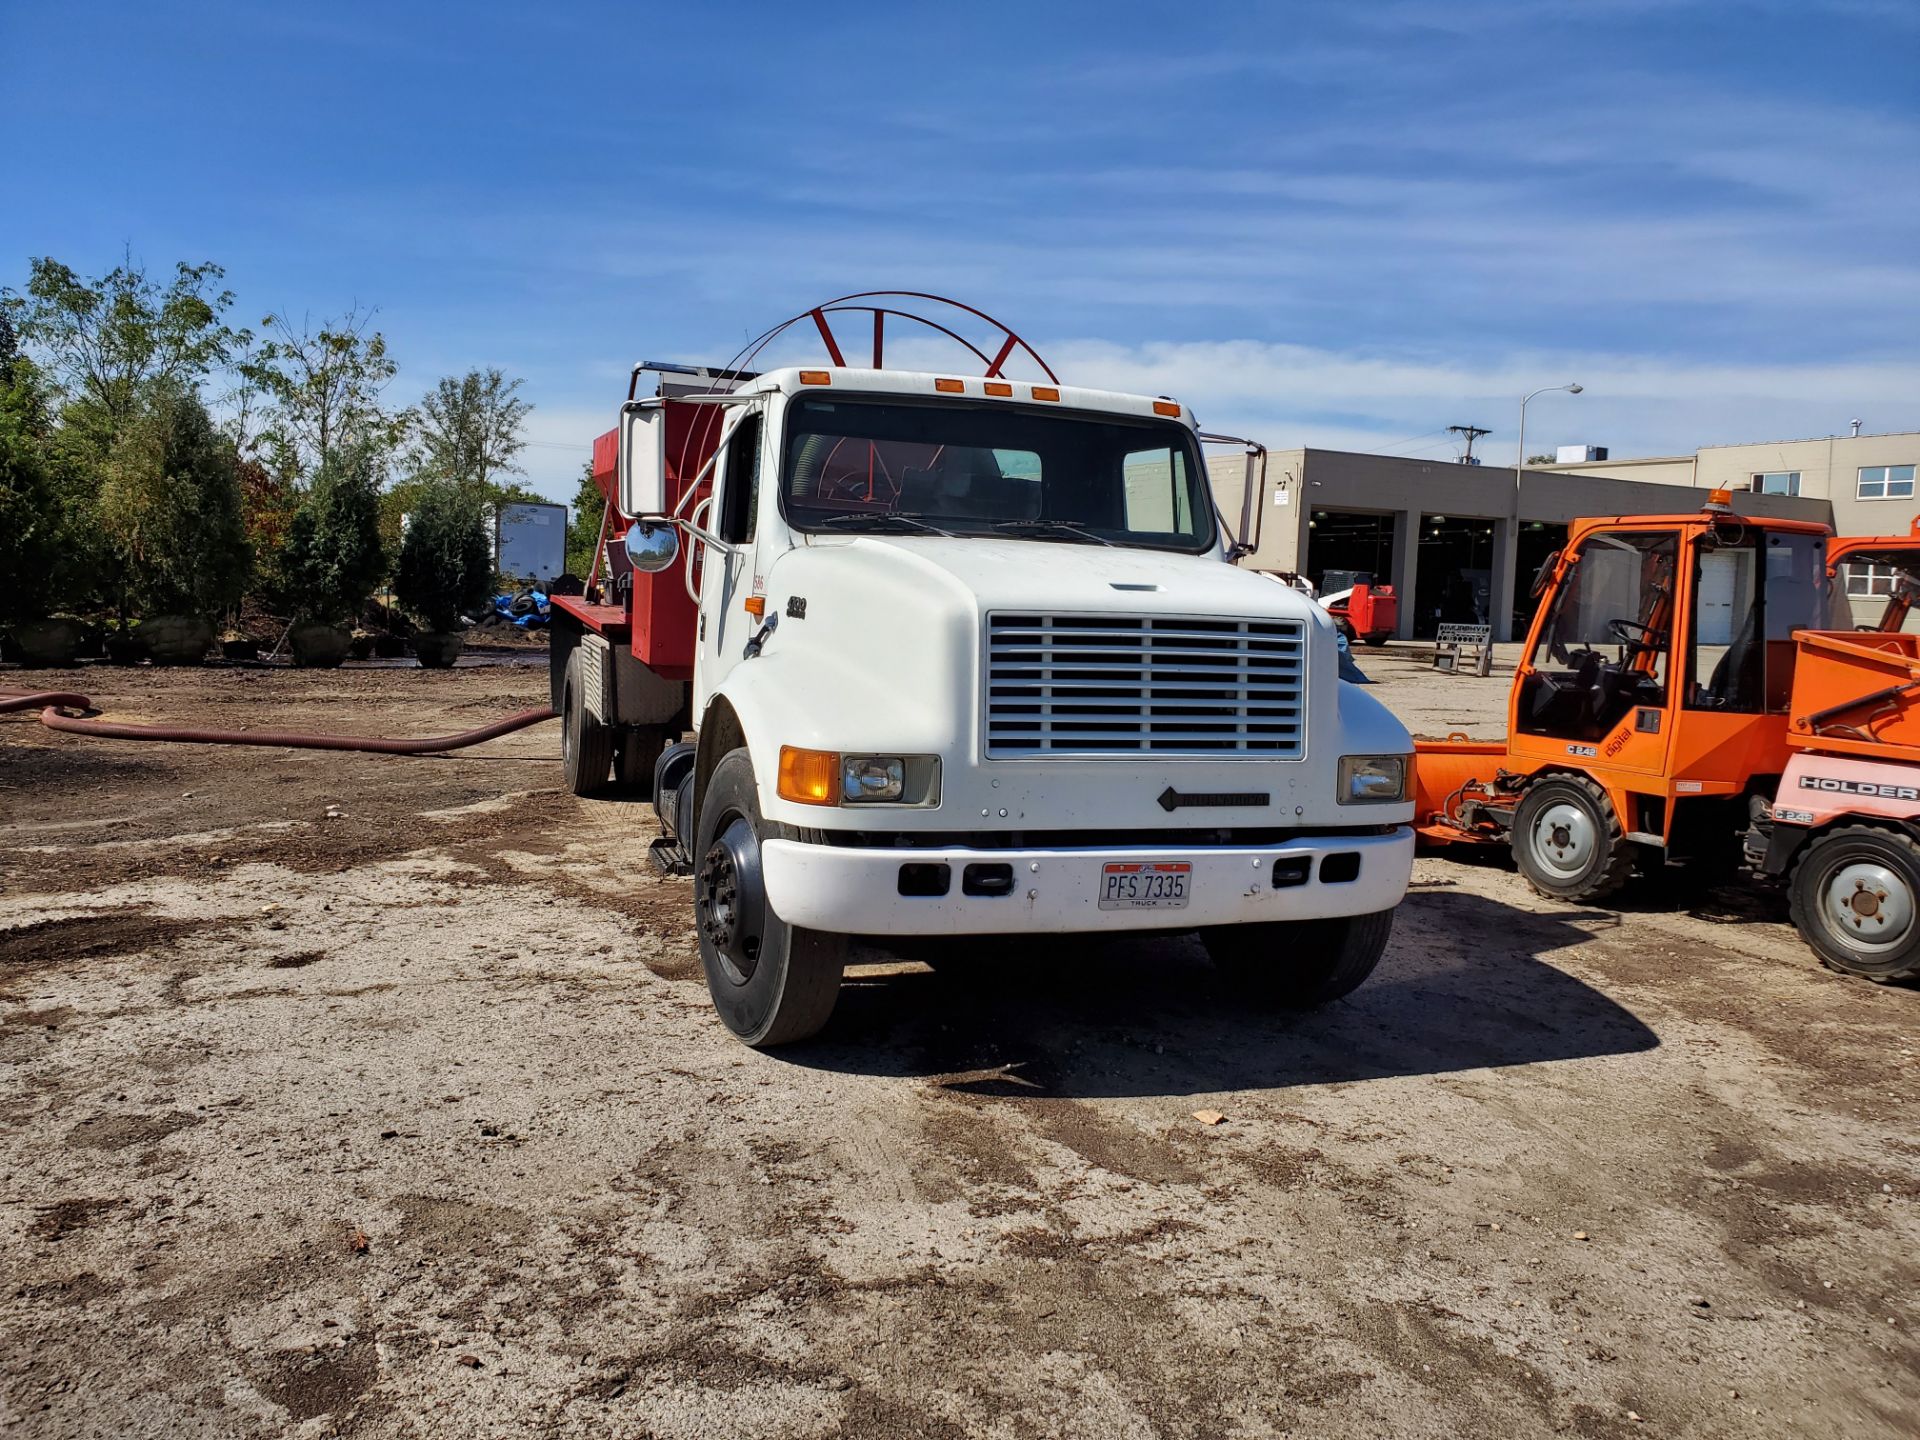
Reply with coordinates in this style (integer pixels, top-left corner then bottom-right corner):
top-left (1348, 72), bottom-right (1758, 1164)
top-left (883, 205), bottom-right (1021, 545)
top-left (1448, 424), bottom-right (1491, 465)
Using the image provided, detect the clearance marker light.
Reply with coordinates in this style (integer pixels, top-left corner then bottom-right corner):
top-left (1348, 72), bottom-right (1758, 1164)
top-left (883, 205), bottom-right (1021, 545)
top-left (934, 378), bottom-right (965, 393)
top-left (798, 370), bottom-right (833, 385)
top-left (983, 381), bottom-right (1013, 397)
top-left (1031, 386), bottom-right (1060, 402)
top-left (743, 596), bottom-right (765, 617)
top-left (1153, 399), bottom-right (1181, 417)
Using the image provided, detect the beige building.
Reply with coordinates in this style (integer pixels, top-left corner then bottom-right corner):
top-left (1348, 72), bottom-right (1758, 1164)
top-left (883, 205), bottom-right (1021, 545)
top-left (1207, 448), bottom-right (1827, 642)
top-left (1543, 430), bottom-right (1920, 633)
top-left (1543, 429), bottom-right (1920, 542)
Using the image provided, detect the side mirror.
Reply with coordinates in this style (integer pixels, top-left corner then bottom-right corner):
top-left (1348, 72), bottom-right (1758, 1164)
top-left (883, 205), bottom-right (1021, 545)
top-left (622, 520), bottom-right (680, 574)
top-left (618, 402), bottom-right (667, 517)
top-left (1528, 550), bottom-right (1562, 600)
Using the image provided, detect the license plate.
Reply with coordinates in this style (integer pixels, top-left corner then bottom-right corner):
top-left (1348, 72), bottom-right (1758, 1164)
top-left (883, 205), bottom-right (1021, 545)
top-left (1098, 861), bottom-right (1191, 910)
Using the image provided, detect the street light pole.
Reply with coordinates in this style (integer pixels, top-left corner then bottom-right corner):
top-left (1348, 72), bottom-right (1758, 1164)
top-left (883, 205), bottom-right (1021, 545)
top-left (1505, 382), bottom-right (1582, 642)
top-left (1514, 382), bottom-right (1583, 512)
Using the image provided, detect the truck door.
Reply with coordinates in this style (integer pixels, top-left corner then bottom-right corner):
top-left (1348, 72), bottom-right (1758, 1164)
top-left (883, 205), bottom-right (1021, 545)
top-left (692, 405), bottom-right (766, 716)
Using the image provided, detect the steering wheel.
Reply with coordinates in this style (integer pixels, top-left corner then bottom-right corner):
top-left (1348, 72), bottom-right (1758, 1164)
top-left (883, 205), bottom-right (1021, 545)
top-left (1607, 618), bottom-right (1666, 652)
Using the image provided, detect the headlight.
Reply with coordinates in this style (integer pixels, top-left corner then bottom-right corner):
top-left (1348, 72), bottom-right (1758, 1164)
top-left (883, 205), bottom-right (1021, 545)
top-left (776, 747), bottom-right (938, 806)
top-left (841, 755), bottom-right (905, 803)
top-left (1338, 754), bottom-right (1410, 805)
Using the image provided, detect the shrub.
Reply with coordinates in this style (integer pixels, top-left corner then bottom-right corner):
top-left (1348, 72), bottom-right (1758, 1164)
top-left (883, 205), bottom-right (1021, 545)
top-left (278, 445), bottom-right (387, 625)
top-left (98, 385), bottom-right (251, 617)
top-left (394, 481), bottom-right (494, 632)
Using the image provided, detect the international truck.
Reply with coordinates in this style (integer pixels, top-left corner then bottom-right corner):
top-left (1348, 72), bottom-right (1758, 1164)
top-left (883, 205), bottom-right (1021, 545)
top-left (552, 294), bottom-right (1416, 1045)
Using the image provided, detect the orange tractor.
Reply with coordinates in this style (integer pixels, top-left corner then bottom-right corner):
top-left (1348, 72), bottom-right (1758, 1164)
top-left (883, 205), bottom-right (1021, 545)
top-left (1413, 495), bottom-right (1920, 982)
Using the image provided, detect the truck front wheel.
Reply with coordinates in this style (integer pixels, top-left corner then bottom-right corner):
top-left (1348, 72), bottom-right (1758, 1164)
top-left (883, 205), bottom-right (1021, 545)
top-left (693, 749), bottom-right (846, 1046)
top-left (1203, 910), bottom-right (1395, 1008)
top-left (1789, 825), bottom-right (1920, 983)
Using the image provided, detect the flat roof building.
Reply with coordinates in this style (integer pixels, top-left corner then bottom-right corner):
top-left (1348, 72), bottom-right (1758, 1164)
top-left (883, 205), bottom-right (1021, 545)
top-left (1208, 430), bottom-right (1920, 642)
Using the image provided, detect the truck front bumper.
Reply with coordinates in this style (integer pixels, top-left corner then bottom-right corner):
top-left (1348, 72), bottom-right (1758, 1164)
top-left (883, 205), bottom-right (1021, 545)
top-left (760, 828), bottom-right (1414, 936)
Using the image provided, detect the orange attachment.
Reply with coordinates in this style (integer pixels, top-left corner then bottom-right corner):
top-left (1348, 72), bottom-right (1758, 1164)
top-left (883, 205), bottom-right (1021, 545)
top-left (798, 370), bottom-right (833, 385)
top-left (1152, 399), bottom-right (1181, 417)
top-left (1787, 630), bottom-right (1920, 761)
top-left (777, 747), bottom-right (840, 805)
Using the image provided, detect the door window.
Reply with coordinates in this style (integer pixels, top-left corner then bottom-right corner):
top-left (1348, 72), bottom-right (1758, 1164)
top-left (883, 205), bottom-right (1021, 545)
top-left (1687, 529), bottom-right (1825, 712)
top-left (716, 412), bottom-right (762, 545)
top-left (1518, 531), bottom-right (1677, 740)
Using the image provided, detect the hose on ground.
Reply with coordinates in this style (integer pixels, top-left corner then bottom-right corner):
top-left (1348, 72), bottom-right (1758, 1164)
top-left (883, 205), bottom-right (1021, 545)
top-left (0, 688), bottom-right (556, 755)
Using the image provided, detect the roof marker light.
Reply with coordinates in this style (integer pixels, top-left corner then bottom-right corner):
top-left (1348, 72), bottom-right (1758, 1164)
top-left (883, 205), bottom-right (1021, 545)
top-left (983, 381), bottom-right (1013, 397)
top-left (1705, 488), bottom-right (1735, 514)
top-left (1153, 399), bottom-right (1181, 417)
top-left (934, 378), bottom-right (965, 393)
top-left (798, 370), bottom-right (832, 386)
top-left (1031, 386), bottom-right (1060, 402)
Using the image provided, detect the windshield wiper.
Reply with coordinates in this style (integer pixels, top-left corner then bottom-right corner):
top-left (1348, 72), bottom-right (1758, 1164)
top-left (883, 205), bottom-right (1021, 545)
top-left (991, 518), bottom-right (1116, 546)
top-left (813, 511), bottom-right (954, 537)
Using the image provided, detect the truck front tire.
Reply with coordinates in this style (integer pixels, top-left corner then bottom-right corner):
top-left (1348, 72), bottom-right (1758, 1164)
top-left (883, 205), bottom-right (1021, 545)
top-left (1789, 825), bottom-right (1920, 983)
top-left (1203, 910), bottom-right (1395, 1008)
top-left (693, 749), bottom-right (846, 1046)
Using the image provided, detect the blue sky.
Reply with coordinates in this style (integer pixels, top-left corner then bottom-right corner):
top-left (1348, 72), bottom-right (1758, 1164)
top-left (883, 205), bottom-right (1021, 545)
top-left (5, 0), bottom-right (1917, 503)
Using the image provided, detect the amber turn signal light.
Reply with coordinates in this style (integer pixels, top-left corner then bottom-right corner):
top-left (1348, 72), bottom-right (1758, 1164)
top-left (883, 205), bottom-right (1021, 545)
top-left (778, 746), bottom-right (840, 805)
top-left (744, 595), bottom-right (766, 617)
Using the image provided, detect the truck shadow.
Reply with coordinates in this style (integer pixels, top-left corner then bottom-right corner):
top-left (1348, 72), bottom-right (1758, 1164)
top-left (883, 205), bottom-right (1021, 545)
top-left (791, 887), bottom-right (1659, 1099)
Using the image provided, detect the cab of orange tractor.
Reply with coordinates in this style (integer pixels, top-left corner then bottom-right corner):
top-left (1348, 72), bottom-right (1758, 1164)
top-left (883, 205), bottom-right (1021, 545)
top-left (1413, 493), bottom-right (1834, 901)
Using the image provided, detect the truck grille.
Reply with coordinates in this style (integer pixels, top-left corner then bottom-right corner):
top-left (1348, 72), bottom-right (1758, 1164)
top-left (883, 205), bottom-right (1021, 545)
top-left (984, 613), bottom-right (1307, 757)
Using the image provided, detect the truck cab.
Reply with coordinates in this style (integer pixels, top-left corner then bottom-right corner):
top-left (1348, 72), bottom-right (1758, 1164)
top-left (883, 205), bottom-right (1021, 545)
top-left (555, 309), bottom-right (1414, 1046)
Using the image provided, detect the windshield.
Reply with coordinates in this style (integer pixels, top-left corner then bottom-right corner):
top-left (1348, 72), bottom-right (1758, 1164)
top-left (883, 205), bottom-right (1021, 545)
top-left (780, 397), bottom-right (1216, 553)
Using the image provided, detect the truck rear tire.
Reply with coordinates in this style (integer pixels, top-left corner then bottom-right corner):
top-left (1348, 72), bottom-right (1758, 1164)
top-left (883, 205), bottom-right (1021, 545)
top-left (1203, 909), bottom-right (1395, 1008)
top-left (1789, 825), bottom-right (1920, 983)
top-left (560, 649), bottom-right (614, 797)
top-left (614, 725), bottom-right (670, 798)
top-left (1511, 775), bottom-right (1633, 903)
top-left (693, 749), bottom-right (845, 1046)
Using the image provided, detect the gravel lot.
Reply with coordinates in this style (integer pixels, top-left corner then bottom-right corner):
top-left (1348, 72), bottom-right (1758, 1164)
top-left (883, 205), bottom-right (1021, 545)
top-left (2, 651), bottom-right (1915, 1438)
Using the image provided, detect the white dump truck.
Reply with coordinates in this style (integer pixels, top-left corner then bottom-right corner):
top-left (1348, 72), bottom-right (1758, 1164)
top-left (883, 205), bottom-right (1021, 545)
top-left (553, 294), bottom-right (1414, 1045)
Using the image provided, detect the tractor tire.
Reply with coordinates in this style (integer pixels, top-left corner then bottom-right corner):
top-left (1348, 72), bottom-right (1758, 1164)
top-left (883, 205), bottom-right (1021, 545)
top-left (1788, 825), bottom-right (1920, 983)
top-left (1202, 909), bottom-right (1395, 1008)
top-left (1361, 633), bottom-right (1390, 648)
top-left (1511, 775), bottom-right (1634, 903)
top-left (1335, 618), bottom-right (1359, 645)
top-left (614, 724), bottom-right (671, 798)
top-left (693, 749), bottom-right (846, 1046)
top-left (560, 649), bottom-right (614, 797)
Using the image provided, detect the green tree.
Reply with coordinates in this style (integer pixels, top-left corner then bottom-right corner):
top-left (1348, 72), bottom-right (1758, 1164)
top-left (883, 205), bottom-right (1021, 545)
top-left (277, 445), bottom-right (388, 624)
top-left (565, 461), bottom-right (607, 578)
top-left (1, 253), bottom-right (240, 454)
top-left (97, 386), bottom-right (251, 618)
top-left (243, 306), bottom-right (408, 480)
top-left (0, 316), bottom-right (63, 622)
top-left (410, 368), bottom-right (531, 502)
top-left (394, 481), bottom-right (495, 632)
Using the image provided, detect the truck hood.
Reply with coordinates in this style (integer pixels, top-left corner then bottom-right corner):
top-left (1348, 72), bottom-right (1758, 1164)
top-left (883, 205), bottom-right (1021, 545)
top-left (803, 535), bottom-right (1325, 623)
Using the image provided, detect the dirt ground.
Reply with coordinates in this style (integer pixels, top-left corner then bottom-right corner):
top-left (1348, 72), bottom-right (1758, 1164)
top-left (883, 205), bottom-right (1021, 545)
top-left (1, 652), bottom-right (1914, 1439)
